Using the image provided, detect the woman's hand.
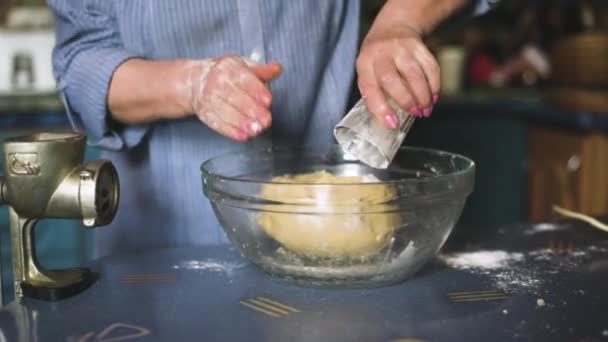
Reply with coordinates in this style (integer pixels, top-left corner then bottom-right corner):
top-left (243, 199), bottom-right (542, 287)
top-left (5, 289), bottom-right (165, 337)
top-left (182, 55), bottom-right (282, 141)
top-left (357, 23), bottom-right (440, 129)
top-left (108, 55), bottom-right (281, 142)
top-left (356, 0), bottom-right (472, 129)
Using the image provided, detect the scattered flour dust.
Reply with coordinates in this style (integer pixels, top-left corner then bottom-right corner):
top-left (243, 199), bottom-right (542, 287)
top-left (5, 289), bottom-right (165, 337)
top-left (523, 223), bottom-right (567, 236)
top-left (172, 259), bottom-right (246, 274)
top-left (439, 250), bottom-right (538, 292)
top-left (440, 251), bottom-right (524, 269)
top-left (439, 245), bottom-right (608, 293)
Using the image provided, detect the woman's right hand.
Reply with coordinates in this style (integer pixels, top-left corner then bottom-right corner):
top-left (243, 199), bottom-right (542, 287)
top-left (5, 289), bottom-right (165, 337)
top-left (180, 55), bottom-right (282, 142)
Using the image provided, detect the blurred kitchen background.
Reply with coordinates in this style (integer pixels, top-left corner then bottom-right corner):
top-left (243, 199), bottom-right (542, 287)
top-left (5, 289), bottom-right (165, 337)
top-left (1, 0), bottom-right (608, 299)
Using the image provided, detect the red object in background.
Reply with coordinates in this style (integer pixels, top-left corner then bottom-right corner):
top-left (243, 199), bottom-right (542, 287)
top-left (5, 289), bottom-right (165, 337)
top-left (467, 54), bottom-right (497, 84)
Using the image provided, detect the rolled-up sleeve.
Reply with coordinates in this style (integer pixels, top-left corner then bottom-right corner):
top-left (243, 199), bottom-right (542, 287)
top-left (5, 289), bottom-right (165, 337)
top-left (48, 0), bottom-right (148, 150)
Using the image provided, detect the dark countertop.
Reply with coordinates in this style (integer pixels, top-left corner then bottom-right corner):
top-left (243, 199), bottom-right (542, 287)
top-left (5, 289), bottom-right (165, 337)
top-left (0, 219), bottom-right (606, 342)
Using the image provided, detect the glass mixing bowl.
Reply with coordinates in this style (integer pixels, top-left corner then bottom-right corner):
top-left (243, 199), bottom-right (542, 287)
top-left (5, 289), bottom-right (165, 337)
top-left (201, 145), bottom-right (475, 288)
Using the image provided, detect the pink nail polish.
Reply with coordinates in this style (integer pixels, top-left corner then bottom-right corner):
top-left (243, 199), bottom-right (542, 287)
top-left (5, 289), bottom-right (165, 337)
top-left (385, 114), bottom-right (399, 129)
top-left (248, 121), bottom-right (262, 134)
top-left (410, 107), bottom-right (421, 117)
top-left (258, 112), bottom-right (271, 127)
top-left (259, 93), bottom-right (271, 106)
top-left (423, 107), bottom-right (433, 117)
top-left (236, 131), bottom-right (248, 141)
top-left (255, 110), bottom-right (267, 123)
top-left (433, 94), bottom-right (440, 104)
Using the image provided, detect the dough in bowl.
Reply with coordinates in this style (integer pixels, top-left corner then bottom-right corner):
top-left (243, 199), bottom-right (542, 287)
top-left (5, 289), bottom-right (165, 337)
top-left (258, 171), bottom-right (400, 258)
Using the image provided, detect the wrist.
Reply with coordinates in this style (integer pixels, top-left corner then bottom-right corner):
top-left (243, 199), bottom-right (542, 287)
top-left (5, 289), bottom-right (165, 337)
top-left (378, 0), bottom-right (469, 36)
top-left (168, 59), bottom-right (199, 117)
top-left (377, 0), bottom-right (427, 35)
top-left (108, 58), bottom-right (205, 124)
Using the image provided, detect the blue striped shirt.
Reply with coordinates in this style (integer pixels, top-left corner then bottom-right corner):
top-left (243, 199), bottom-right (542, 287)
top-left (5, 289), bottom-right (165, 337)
top-left (47, 0), bottom-right (492, 257)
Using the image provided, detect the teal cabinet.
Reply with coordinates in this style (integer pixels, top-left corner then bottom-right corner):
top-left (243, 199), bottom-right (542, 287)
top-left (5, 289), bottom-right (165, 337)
top-left (406, 109), bottom-right (528, 227)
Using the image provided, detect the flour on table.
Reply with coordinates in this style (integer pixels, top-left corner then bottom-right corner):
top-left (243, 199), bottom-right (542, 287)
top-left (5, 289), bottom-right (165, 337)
top-left (439, 250), bottom-right (536, 292)
top-left (523, 223), bottom-right (567, 236)
top-left (439, 251), bottom-right (524, 269)
top-left (439, 244), bottom-right (608, 293)
top-left (172, 259), bottom-right (246, 274)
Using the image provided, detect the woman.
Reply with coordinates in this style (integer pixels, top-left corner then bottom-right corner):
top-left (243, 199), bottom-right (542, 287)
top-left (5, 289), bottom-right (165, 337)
top-left (47, 0), bottom-right (495, 257)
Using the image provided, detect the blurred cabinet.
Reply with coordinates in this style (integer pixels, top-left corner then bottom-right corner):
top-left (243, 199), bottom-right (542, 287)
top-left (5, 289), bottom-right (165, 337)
top-left (528, 126), bottom-right (608, 221)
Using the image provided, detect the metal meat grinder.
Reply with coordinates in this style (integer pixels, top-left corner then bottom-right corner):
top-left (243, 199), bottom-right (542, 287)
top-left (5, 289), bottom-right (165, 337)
top-left (0, 132), bottom-right (119, 301)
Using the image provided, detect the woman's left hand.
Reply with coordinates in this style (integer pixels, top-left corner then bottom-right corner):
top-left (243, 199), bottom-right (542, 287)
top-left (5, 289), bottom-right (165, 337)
top-left (357, 21), bottom-right (440, 129)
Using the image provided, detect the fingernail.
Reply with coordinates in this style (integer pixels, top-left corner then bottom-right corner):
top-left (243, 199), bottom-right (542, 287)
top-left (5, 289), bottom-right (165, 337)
top-left (248, 121), bottom-right (263, 135)
top-left (433, 94), bottom-right (440, 104)
top-left (384, 114), bottom-right (399, 129)
top-left (235, 130), bottom-right (248, 141)
top-left (257, 112), bottom-right (271, 126)
top-left (259, 93), bottom-right (271, 106)
top-left (410, 107), bottom-right (421, 117)
top-left (423, 106), bottom-right (433, 117)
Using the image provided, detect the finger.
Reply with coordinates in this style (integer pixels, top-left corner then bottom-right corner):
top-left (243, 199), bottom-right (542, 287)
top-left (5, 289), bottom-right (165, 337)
top-left (214, 57), bottom-right (274, 107)
top-left (226, 63), bottom-right (275, 108)
top-left (249, 62), bottom-right (282, 81)
top-left (202, 113), bottom-right (249, 142)
top-left (220, 125), bottom-right (249, 142)
top-left (221, 64), bottom-right (273, 126)
top-left (221, 82), bottom-right (272, 128)
top-left (198, 94), bottom-right (255, 140)
top-left (395, 54), bottom-right (433, 112)
top-left (373, 58), bottom-right (418, 116)
top-left (356, 58), bottom-right (399, 129)
top-left (414, 46), bottom-right (441, 103)
top-left (212, 93), bottom-right (266, 137)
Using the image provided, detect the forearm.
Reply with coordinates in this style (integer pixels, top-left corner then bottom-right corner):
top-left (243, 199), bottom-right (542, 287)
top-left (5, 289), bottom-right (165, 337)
top-left (376, 0), bottom-right (470, 35)
top-left (108, 58), bottom-right (191, 124)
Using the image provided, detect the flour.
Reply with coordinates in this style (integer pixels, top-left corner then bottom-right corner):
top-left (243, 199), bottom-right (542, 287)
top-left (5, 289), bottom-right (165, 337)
top-left (439, 250), bottom-right (537, 292)
top-left (439, 251), bottom-right (524, 269)
top-left (493, 268), bottom-right (541, 291)
top-left (523, 223), bottom-right (566, 236)
top-left (172, 259), bottom-right (246, 274)
top-left (439, 244), bottom-right (608, 293)
top-left (587, 245), bottom-right (608, 253)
